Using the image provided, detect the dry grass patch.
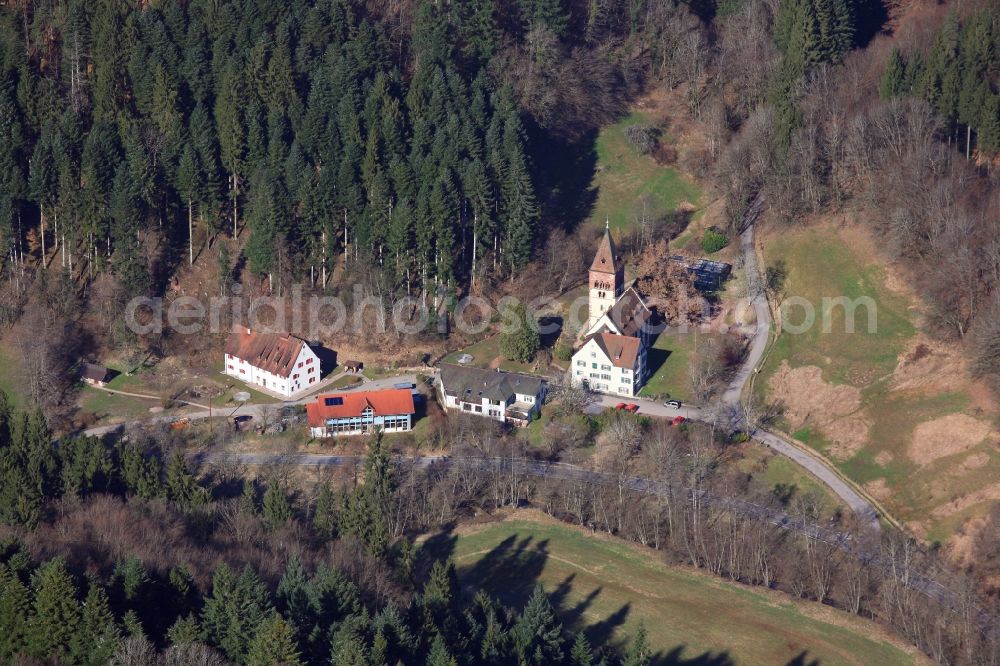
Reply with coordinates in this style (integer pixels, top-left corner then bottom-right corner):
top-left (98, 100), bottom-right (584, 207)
top-left (909, 414), bottom-right (993, 465)
top-left (892, 337), bottom-right (968, 396)
top-left (768, 361), bottom-right (869, 459)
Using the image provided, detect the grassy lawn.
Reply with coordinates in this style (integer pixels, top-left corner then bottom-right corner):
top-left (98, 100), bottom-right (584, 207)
top-left (590, 111), bottom-right (702, 233)
top-left (756, 224), bottom-right (997, 539)
top-left (79, 385), bottom-right (159, 425)
top-left (760, 227), bottom-right (914, 387)
top-left (437, 515), bottom-right (919, 665)
top-left (330, 374), bottom-right (364, 389)
top-left (638, 331), bottom-right (719, 402)
top-left (736, 445), bottom-right (843, 517)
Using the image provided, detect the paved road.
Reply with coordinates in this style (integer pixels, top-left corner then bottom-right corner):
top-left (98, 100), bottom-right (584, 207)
top-left (83, 374), bottom-right (419, 438)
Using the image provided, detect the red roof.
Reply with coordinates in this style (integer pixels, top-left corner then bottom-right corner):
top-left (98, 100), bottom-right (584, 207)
top-left (585, 332), bottom-right (641, 370)
top-left (306, 389), bottom-right (415, 427)
top-left (224, 326), bottom-right (308, 378)
top-left (590, 226), bottom-right (621, 274)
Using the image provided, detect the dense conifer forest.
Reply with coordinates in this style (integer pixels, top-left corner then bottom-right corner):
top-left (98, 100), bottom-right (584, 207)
top-left (0, 1), bottom-right (597, 306)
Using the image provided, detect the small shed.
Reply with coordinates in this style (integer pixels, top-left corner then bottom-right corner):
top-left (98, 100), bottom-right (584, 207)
top-left (343, 359), bottom-right (364, 373)
top-left (81, 363), bottom-right (111, 387)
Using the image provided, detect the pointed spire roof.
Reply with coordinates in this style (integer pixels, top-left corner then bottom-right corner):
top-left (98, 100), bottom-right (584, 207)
top-left (590, 224), bottom-right (621, 274)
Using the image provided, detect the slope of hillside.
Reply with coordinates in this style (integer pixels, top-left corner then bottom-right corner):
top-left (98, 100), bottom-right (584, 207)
top-left (756, 219), bottom-right (999, 546)
top-left (445, 512), bottom-right (927, 665)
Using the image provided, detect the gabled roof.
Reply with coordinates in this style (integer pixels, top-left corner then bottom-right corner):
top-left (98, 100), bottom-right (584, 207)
top-left (224, 326), bottom-right (308, 378)
top-left (588, 286), bottom-right (652, 339)
top-left (606, 286), bottom-right (651, 338)
top-left (590, 226), bottom-right (621, 274)
top-left (306, 389), bottom-right (415, 426)
top-left (439, 363), bottom-right (544, 403)
top-left (81, 363), bottom-right (109, 382)
top-left (583, 332), bottom-right (641, 370)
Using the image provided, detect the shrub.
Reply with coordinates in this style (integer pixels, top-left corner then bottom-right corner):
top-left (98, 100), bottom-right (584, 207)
top-left (624, 124), bottom-right (660, 155)
top-left (554, 342), bottom-right (573, 362)
top-left (700, 228), bottom-right (729, 254)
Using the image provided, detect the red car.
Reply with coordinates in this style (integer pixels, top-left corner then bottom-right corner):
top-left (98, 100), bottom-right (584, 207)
top-left (625, 403), bottom-right (639, 413)
top-left (671, 415), bottom-right (686, 426)
top-left (615, 403), bottom-right (627, 410)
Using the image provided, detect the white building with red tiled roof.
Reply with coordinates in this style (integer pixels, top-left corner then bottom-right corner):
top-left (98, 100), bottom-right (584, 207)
top-left (223, 326), bottom-right (319, 397)
top-left (572, 332), bottom-right (646, 397)
top-left (305, 389), bottom-right (415, 437)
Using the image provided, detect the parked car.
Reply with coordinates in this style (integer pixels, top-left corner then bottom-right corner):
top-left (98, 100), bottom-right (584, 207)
top-left (664, 399), bottom-right (682, 408)
top-left (614, 403), bottom-right (627, 410)
top-left (624, 403), bottom-right (639, 413)
top-left (671, 415), bottom-right (686, 426)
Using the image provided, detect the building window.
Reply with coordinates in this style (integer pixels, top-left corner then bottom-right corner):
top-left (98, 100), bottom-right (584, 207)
top-left (227, 364), bottom-right (234, 370)
top-left (591, 363), bottom-right (597, 369)
top-left (601, 364), bottom-right (611, 371)
top-left (308, 366), bottom-right (314, 373)
top-left (576, 360), bottom-right (585, 367)
top-left (306, 358), bottom-right (313, 364)
top-left (298, 362), bottom-right (303, 368)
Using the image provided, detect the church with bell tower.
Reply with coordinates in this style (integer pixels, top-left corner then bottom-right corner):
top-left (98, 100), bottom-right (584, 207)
top-left (572, 223), bottom-right (654, 397)
top-left (588, 222), bottom-right (624, 329)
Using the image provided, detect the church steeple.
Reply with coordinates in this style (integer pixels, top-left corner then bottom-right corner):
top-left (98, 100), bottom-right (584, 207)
top-left (590, 222), bottom-right (621, 275)
top-left (588, 225), bottom-right (624, 329)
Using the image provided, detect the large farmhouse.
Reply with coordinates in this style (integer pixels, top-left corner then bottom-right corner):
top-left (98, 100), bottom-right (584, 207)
top-left (438, 364), bottom-right (546, 426)
top-left (306, 389), bottom-right (415, 437)
top-left (572, 225), bottom-right (654, 397)
top-left (223, 326), bottom-right (319, 398)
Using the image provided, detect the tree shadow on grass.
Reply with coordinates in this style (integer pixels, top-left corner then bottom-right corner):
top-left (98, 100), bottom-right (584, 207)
top-left (450, 529), bottom-right (741, 666)
top-left (657, 647), bottom-right (736, 666)
top-left (785, 651), bottom-right (820, 666)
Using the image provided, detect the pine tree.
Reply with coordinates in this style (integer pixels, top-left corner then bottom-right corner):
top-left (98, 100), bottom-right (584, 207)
top-left (880, 47), bottom-right (907, 99)
top-left (370, 627), bottom-right (389, 666)
top-left (426, 633), bottom-right (458, 666)
top-left (166, 450), bottom-right (206, 508)
top-left (501, 115), bottom-right (538, 273)
top-left (240, 478), bottom-right (258, 515)
top-left (513, 584), bottom-right (564, 665)
top-left (189, 103), bottom-right (223, 231)
top-left (201, 564), bottom-right (273, 663)
top-left (520, 0), bottom-right (569, 37)
top-left (77, 578), bottom-right (121, 666)
top-left (166, 613), bottom-right (201, 646)
top-left (26, 558), bottom-right (82, 661)
top-left (262, 480), bottom-right (292, 529)
top-left (313, 480), bottom-right (337, 540)
top-left (570, 633), bottom-right (594, 666)
top-left (0, 566), bottom-right (31, 661)
top-left (277, 555), bottom-right (311, 642)
top-left (246, 613), bottom-right (303, 666)
top-left (113, 557), bottom-right (149, 604)
top-left (622, 623), bottom-right (651, 666)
